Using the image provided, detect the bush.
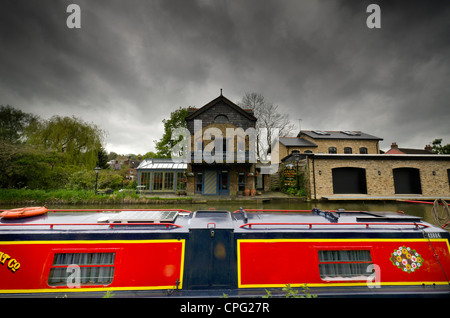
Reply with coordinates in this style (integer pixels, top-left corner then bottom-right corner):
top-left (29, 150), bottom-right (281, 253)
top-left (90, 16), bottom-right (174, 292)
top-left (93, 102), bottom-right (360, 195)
top-left (66, 169), bottom-right (125, 191)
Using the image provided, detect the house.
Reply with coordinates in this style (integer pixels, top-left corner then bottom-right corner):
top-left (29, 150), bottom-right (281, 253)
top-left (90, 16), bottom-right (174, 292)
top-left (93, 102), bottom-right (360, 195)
top-left (124, 157), bottom-right (142, 180)
top-left (107, 159), bottom-right (122, 171)
top-left (303, 153), bottom-right (450, 200)
top-left (184, 93), bottom-right (270, 196)
top-left (385, 142), bottom-right (434, 155)
top-left (277, 130), bottom-right (383, 159)
top-left (276, 131), bottom-right (450, 200)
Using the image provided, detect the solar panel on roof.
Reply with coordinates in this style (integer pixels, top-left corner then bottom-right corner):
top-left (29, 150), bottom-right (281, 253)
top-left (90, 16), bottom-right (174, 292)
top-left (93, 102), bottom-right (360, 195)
top-left (97, 211), bottom-right (179, 223)
top-left (312, 130), bottom-right (330, 135)
top-left (341, 131), bottom-right (361, 136)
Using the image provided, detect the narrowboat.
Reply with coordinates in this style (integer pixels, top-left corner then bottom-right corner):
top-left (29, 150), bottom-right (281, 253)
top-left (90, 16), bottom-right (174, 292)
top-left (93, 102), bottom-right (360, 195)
top-left (0, 207), bottom-right (449, 298)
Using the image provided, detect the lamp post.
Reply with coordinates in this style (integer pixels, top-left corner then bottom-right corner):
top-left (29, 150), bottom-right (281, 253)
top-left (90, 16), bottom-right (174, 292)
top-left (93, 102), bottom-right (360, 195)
top-left (94, 166), bottom-right (101, 194)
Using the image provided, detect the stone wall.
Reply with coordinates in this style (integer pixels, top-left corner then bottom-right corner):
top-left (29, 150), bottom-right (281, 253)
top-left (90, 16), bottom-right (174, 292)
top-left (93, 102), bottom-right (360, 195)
top-left (306, 155), bottom-right (450, 199)
top-left (301, 135), bottom-right (380, 154)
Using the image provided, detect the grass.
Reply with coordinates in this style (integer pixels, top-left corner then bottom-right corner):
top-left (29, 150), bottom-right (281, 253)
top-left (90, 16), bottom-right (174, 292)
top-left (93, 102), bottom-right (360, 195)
top-left (0, 188), bottom-right (192, 205)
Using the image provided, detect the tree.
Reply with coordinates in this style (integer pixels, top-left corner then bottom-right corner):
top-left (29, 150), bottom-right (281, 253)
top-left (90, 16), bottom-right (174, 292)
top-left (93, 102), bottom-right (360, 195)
top-left (154, 107), bottom-right (189, 158)
top-left (0, 139), bottom-right (74, 189)
top-left (27, 115), bottom-right (106, 169)
top-left (143, 151), bottom-right (159, 159)
top-left (97, 147), bottom-right (109, 169)
top-left (431, 139), bottom-right (450, 154)
top-left (0, 105), bottom-right (38, 144)
top-left (238, 93), bottom-right (295, 159)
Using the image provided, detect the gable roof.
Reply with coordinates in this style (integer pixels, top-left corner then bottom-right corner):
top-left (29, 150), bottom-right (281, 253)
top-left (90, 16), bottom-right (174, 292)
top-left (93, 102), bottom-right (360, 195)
top-left (185, 94), bottom-right (257, 122)
top-left (299, 130), bottom-right (383, 140)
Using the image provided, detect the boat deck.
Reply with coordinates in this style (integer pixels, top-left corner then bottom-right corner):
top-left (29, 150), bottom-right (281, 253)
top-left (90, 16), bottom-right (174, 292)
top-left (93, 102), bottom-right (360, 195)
top-left (0, 208), bottom-right (444, 236)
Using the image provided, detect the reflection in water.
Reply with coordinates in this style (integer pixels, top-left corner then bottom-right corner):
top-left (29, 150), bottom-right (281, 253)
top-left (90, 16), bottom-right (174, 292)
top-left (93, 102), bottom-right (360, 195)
top-left (214, 243), bottom-right (226, 260)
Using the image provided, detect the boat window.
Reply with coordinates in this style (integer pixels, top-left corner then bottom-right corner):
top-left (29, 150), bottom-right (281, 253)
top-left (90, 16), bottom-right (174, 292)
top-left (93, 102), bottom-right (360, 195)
top-left (48, 252), bottom-right (115, 286)
top-left (318, 250), bottom-right (373, 281)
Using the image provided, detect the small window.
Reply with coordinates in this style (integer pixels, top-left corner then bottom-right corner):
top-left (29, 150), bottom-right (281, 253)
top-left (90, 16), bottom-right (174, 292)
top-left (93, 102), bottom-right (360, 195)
top-left (48, 252), bottom-right (115, 286)
top-left (238, 173), bottom-right (246, 191)
top-left (318, 250), bottom-right (373, 281)
top-left (359, 147), bottom-right (368, 154)
top-left (344, 147), bottom-right (352, 154)
top-left (328, 147), bottom-right (337, 154)
top-left (196, 172), bottom-right (203, 192)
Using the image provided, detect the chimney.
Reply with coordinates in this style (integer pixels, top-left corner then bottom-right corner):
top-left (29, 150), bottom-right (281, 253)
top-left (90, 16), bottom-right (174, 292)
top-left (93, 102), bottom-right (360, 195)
top-left (424, 145), bottom-right (432, 152)
top-left (391, 142), bottom-right (398, 149)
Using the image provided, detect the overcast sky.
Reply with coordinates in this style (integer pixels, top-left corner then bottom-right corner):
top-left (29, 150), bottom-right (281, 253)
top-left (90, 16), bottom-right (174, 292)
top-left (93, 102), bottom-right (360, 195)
top-left (1, 0), bottom-right (449, 155)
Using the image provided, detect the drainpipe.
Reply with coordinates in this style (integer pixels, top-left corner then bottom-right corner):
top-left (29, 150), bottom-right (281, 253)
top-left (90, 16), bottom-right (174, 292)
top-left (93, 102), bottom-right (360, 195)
top-left (312, 155), bottom-right (317, 200)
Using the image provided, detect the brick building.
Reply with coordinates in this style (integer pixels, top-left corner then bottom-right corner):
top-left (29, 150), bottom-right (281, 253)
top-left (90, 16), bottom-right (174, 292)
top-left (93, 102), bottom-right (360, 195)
top-left (303, 153), bottom-right (450, 200)
top-left (277, 131), bottom-right (450, 200)
top-left (276, 130), bottom-right (383, 159)
top-left (184, 94), bottom-right (270, 196)
top-left (139, 92), bottom-right (450, 200)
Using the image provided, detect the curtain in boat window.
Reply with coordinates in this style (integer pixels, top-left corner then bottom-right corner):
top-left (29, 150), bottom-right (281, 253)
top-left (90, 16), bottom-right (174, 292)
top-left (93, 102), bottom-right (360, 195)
top-left (48, 253), bottom-right (115, 286)
top-left (318, 250), bottom-right (373, 280)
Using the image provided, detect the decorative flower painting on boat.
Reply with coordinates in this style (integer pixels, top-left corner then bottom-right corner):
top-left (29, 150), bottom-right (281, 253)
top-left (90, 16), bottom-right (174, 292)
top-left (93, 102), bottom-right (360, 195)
top-left (390, 246), bottom-right (423, 273)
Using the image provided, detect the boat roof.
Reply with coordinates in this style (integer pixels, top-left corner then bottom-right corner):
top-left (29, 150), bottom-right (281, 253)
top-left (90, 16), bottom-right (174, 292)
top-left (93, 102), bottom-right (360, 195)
top-left (0, 208), bottom-right (444, 236)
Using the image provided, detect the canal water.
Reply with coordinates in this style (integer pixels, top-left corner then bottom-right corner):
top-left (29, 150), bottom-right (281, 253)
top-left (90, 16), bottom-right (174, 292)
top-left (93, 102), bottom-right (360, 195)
top-left (46, 200), bottom-right (448, 230)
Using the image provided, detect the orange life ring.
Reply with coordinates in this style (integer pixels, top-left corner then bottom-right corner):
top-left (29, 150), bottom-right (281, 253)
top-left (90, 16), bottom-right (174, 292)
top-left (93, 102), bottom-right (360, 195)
top-left (0, 206), bottom-right (48, 219)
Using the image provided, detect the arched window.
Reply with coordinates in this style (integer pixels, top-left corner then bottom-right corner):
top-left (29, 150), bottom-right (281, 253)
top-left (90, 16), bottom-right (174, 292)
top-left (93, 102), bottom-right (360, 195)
top-left (328, 147), bottom-right (337, 154)
top-left (214, 114), bottom-right (229, 123)
top-left (344, 147), bottom-right (352, 154)
top-left (359, 147), bottom-right (368, 154)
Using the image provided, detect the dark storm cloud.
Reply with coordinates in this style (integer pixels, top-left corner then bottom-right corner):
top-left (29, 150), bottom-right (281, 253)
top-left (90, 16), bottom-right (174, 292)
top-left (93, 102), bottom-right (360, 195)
top-left (0, 0), bottom-right (449, 154)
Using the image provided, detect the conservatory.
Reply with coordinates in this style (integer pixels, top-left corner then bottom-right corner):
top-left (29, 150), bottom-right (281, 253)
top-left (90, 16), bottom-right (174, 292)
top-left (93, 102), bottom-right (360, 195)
top-left (136, 158), bottom-right (187, 193)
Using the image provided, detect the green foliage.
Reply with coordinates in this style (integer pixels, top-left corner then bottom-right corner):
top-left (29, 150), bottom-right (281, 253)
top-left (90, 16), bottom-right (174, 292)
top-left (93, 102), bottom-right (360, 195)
top-left (263, 284), bottom-right (317, 298)
top-left (0, 188), bottom-right (97, 204)
top-left (143, 151), bottom-right (165, 159)
top-left (0, 140), bottom-right (77, 189)
top-left (0, 188), bottom-right (140, 205)
top-left (154, 107), bottom-right (189, 158)
top-left (97, 147), bottom-right (109, 169)
top-left (66, 169), bottom-right (127, 191)
top-left (102, 290), bottom-right (115, 298)
top-left (431, 138), bottom-right (450, 154)
top-left (0, 106), bottom-right (112, 190)
top-left (0, 105), bottom-right (39, 144)
top-left (26, 115), bottom-right (105, 169)
top-left (280, 165), bottom-right (308, 198)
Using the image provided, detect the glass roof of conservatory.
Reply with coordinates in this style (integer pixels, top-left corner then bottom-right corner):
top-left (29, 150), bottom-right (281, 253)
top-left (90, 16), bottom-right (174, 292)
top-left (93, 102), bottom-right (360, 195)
top-left (137, 159), bottom-right (187, 170)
